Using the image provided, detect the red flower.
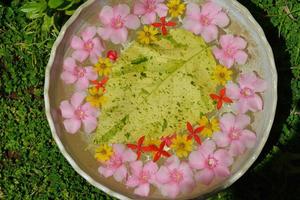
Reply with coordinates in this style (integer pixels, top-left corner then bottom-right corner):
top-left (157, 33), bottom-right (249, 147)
top-left (147, 141), bottom-right (171, 162)
top-left (186, 122), bottom-right (204, 145)
top-left (107, 50), bottom-right (118, 61)
top-left (91, 77), bottom-right (109, 92)
top-left (152, 17), bottom-right (176, 36)
top-left (210, 88), bottom-right (233, 110)
top-left (161, 133), bottom-right (176, 147)
top-left (127, 136), bottom-right (153, 160)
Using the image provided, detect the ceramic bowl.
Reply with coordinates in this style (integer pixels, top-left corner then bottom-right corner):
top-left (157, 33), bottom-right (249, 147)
top-left (44, 0), bottom-right (277, 199)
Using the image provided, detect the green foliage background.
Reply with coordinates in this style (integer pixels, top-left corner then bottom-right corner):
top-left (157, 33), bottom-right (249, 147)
top-left (0, 0), bottom-right (299, 199)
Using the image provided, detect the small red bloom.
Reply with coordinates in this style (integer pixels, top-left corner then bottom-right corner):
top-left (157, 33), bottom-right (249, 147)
top-left (161, 133), bottom-right (176, 147)
top-left (152, 17), bottom-right (176, 36)
top-left (210, 88), bottom-right (233, 110)
top-left (107, 50), bottom-right (118, 61)
top-left (186, 122), bottom-right (204, 145)
top-left (91, 77), bottom-right (109, 92)
top-left (127, 136), bottom-right (153, 160)
top-left (147, 141), bottom-right (171, 162)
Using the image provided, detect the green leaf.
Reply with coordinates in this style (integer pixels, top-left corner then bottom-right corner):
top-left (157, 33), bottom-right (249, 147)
top-left (20, 1), bottom-right (47, 19)
top-left (42, 14), bottom-right (54, 32)
top-left (48, 0), bottom-right (64, 9)
top-left (94, 29), bottom-right (218, 144)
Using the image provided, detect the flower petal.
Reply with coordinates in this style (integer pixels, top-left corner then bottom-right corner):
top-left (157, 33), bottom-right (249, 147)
top-left (85, 67), bottom-right (98, 80)
top-left (235, 114), bottom-right (250, 129)
top-left (201, 25), bottom-right (218, 42)
top-left (76, 77), bottom-right (89, 91)
top-left (214, 165), bottom-right (230, 177)
top-left (214, 149), bottom-right (233, 167)
top-left (99, 6), bottom-right (114, 25)
top-left (98, 166), bottom-right (115, 177)
top-left (126, 176), bottom-right (140, 187)
top-left (220, 113), bottom-right (235, 133)
top-left (63, 57), bottom-right (77, 71)
top-left (63, 118), bottom-right (81, 134)
top-left (113, 165), bottom-right (127, 182)
top-left (201, 2), bottom-right (222, 16)
top-left (220, 34), bottom-right (234, 48)
top-left (60, 101), bottom-right (75, 118)
top-left (71, 36), bottom-right (84, 49)
top-left (189, 150), bottom-right (205, 169)
top-left (240, 129), bottom-right (257, 148)
top-left (234, 50), bottom-right (248, 65)
top-left (130, 160), bottom-right (143, 176)
top-left (212, 12), bottom-right (230, 27)
top-left (182, 18), bottom-right (202, 35)
top-left (247, 95), bottom-right (263, 112)
top-left (196, 169), bottom-right (214, 185)
top-left (125, 14), bottom-right (140, 29)
top-left (123, 149), bottom-right (138, 162)
top-left (61, 71), bottom-right (77, 84)
top-left (82, 116), bottom-right (97, 133)
top-left (212, 131), bottom-right (230, 147)
top-left (141, 12), bottom-right (156, 25)
top-left (186, 3), bottom-right (201, 20)
top-left (70, 92), bottom-right (86, 108)
top-left (113, 144), bottom-right (126, 155)
top-left (199, 139), bottom-right (216, 157)
top-left (156, 166), bottom-right (171, 184)
top-left (160, 183), bottom-right (180, 198)
top-left (134, 2), bottom-right (146, 15)
top-left (111, 28), bottom-right (128, 44)
top-left (232, 36), bottom-right (247, 49)
top-left (97, 27), bottom-right (112, 40)
top-left (156, 3), bottom-right (168, 17)
top-left (226, 82), bottom-right (241, 100)
top-left (113, 4), bottom-right (130, 18)
top-left (72, 50), bottom-right (89, 62)
top-left (81, 26), bottom-right (96, 42)
top-left (229, 140), bottom-right (246, 156)
top-left (134, 183), bottom-right (150, 197)
top-left (144, 161), bottom-right (158, 175)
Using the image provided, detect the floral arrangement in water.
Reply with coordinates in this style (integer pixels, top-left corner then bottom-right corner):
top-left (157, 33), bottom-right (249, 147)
top-left (59, 0), bottom-right (267, 198)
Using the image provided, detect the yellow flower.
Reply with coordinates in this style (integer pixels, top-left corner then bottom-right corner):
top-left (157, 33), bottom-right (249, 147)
top-left (94, 57), bottom-right (112, 76)
top-left (212, 65), bottom-right (233, 85)
top-left (199, 116), bottom-right (220, 138)
top-left (167, 0), bottom-right (186, 18)
top-left (86, 86), bottom-right (107, 108)
top-left (137, 26), bottom-right (158, 45)
top-left (144, 137), bottom-right (161, 146)
top-left (94, 144), bottom-right (113, 162)
top-left (170, 135), bottom-right (192, 158)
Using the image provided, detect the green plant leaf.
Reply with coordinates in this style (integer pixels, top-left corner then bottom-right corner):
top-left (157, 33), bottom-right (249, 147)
top-left (20, 1), bottom-right (47, 19)
top-left (94, 29), bottom-right (218, 144)
top-left (42, 14), bottom-right (54, 32)
top-left (48, 0), bottom-right (64, 9)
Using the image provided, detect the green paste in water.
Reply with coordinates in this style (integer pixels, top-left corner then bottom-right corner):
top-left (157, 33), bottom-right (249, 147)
top-left (93, 29), bottom-right (217, 144)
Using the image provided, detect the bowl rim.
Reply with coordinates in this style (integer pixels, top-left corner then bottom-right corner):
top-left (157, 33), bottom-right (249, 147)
top-left (44, 0), bottom-right (278, 199)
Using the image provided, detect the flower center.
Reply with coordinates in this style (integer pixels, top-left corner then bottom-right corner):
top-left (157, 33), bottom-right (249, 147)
top-left (74, 67), bottom-right (86, 78)
top-left (224, 47), bottom-right (237, 57)
top-left (241, 87), bottom-right (254, 97)
top-left (200, 15), bottom-right (211, 26)
top-left (145, 0), bottom-right (156, 12)
top-left (139, 171), bottom-right (150, 183)
top-left (207, 155), bottom-right (218, 169)
top-left (84, 40), bottom-right (94, 51)
top-left (229, 128), bottom-right (241, 140)
top-left (74, 107), bottom-right (86, 120)
top-left (111, 15), bottom-right (124, 29)
top-left (109, 155), bottom-right (123, 168)
top-left (178, 142), bottom-right (186, 149)
top-left (170, 169), bottom-right (183, 183)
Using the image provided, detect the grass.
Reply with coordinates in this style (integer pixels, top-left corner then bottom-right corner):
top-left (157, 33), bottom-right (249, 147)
top-left (0, 0), bottom-right (299, 199)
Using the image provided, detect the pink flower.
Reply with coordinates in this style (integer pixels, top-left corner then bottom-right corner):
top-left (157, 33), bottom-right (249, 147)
top-left (156, 156), bottom-right (194, 198)
top-left (60, 57), bottom-right (97, 91)
top-left (189, 140), bottom-right (233, 185)
top-left (183, 2), bottom-right (229, 42)
top-left (126, 161), bottom-right (158, 196)
top-left (213, 113), bottom-right (257, 156)
top-left (71, 26), bottom-right (105, 63)
top-left (60, 92), bottom-right (99, 134)
top-left (226, 72), bottom-right (267, 113)
top-left (98, 4), bottom-right (140, 44)
top-left (98, 144), bottom-right (137, 182)
top-left (213, 34), bottom-right (248, 68)
top-left (134, 0), bottom-right (168, 24)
